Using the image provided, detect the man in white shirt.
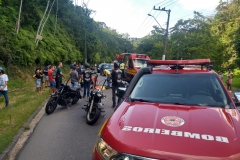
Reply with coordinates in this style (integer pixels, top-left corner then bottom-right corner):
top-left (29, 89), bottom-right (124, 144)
top-left (0, 67), bottom-right (9, 107)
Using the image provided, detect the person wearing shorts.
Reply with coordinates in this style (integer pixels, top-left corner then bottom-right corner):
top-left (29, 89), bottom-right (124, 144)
top-left (33, 68), bottom-right (42, 94)
top-left (44, 65), bottom-right (50, 87)
top-left (48, 65), bottom-right (56, 95)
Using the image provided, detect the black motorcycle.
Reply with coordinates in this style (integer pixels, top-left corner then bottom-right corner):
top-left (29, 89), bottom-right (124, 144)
top-left (45, 78), bottom-right (81, 115)
top-left (82, 74), bottom-right (106, 125)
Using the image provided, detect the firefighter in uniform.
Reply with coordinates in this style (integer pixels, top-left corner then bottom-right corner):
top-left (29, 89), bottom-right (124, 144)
top-left (111, 62), bottom-right (122, 108)
top-left (120, 62), bottom-right (125, 78)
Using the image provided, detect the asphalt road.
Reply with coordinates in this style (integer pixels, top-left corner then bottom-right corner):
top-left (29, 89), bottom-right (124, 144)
top-left (17, 74), bottom-right (114, 160)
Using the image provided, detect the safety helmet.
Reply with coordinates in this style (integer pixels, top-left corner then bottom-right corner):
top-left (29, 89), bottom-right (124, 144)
top-left (114, 62), bottom-right (119, 69)
top-left (0, 67), bottom-right (3, 71)
top-left (85, 62), bottom-right (90, 68)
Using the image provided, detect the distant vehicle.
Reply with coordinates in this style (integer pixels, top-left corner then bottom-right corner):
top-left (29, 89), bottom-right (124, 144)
top-left (97, 63), bottom-right (105, 73)
top-left (115, 53), bottom-right (150, 82)
top-left (100, 63), bottom-right (113, 76)
top-left (92, 59), bottom-right (240, 160)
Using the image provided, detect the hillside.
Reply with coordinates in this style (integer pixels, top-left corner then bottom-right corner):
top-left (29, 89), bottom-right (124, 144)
top-left (0, 0), bottom-right (132, 69)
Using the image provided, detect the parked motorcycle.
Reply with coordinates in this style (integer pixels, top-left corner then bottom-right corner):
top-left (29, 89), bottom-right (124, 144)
top-left (82, 73), bottom-right (106, 125)
top-left (45, 78), bottom-right (81, 115)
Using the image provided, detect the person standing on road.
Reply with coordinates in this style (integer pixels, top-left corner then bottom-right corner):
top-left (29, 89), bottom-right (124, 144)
top-left (120, 62), bottom-right (125, 78)
top-left (227, 69), bottom-right (234, 92)
top-left (111, 62), bottom-right (122, 108)
top-left (81, 63), bottom-right (92, 98)
top-left (103, 69), bottom-right (111, 89)
top-left (48, 65), bottom-right (56, 95)
top-left (70, 65), bottom-right (79, 89)
top-left (56, 62), bottom-right (63, 89)
top-left (0, 67), bottom-right (9, 107)
top-left (43, 65), bottom-right (50, 87)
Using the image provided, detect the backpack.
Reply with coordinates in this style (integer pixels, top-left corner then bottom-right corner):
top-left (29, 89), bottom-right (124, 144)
top-left (52, 70), bottom-right (57, 79)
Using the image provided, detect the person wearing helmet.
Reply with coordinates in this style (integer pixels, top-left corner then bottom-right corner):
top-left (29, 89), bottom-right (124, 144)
top-left (103, 69), bottom-right (111, 89)
top-left (111, 62), bottom-right (122, 108)
top-left (0, 67), bottom-right (9, 107)
top-left (81, 62), bottom-right (92, 98)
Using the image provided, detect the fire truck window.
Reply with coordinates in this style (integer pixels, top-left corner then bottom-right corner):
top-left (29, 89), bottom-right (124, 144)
top-left (124, 55), bottom-right (130, 64)
top-left (129, 59), bottom-right (133, 68)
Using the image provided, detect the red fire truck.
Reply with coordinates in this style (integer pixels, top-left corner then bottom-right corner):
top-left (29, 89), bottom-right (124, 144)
top-left (115, 53), bottom-right (150, 82)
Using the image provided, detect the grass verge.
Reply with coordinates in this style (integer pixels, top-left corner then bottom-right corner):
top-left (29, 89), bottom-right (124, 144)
top-left (0, 77), bottom-right (49, 153)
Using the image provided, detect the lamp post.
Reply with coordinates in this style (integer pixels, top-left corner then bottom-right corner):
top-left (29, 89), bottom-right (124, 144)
top-left (148, 13), bottom-right (168, 60)
top-left (148, 14), bottom-right (163, 30)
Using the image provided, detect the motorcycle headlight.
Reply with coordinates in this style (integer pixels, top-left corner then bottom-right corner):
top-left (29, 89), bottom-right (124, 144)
top-left (96, 138), bottom-right (117, 160)
top-left (97, 92), bottom-right (103, 98)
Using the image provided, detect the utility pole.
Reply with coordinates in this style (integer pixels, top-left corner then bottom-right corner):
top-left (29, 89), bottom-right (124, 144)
top-left (85, 28), bottom-right (87, 63)
top-left (153, 6), bottom-right (171, 60)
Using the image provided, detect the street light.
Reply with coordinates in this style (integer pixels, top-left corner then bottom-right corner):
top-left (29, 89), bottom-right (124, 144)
top-left (148, 13), bottom-right (165, 60)
top-left (148, 14), bottom-right (163, 30)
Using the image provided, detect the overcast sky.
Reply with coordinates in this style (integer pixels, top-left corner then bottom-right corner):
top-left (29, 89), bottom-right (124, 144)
top-left (77, 0), bottom-right (222, 38)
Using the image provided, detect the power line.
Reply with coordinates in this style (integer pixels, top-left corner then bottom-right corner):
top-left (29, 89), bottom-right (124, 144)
top-left (134, 0), bottom-right (174, 37)
top-left (136, 0), bottom-right (176, 37)
top-left (143, 11), bottom-right (163, 33)
top-left (154, 0), bottom-right (170, 6)
top-left (169, 5), bottom-right (218, 23)
top-left (158, 0), bottom-right (176, 7)
top-left (164, 0), bottom-right (179, 7)
top-left (135, 11), bottom-right (159, 37)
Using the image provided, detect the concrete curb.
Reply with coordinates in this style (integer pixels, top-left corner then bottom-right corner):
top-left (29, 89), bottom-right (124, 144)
top-left (0, 98), bottom-right (49, 160)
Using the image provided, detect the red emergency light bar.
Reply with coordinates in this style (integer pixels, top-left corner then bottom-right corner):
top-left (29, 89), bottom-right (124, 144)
top-left (148, 59), bottom-right (211, 66)
top-left (136, 54), bottom-right (147, 58)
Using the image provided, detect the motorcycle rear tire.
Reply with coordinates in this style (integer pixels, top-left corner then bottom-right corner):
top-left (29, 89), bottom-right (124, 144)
top-left (86, 106), bottom-right (101, 125)
top-left (72, 96), bottom-right (80, 105)
top-left (45, 97), bottom-right (58, 115)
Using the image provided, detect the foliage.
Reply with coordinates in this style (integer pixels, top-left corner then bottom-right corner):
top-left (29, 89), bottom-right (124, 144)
top-left (0, 0), bottom-right (131, 68)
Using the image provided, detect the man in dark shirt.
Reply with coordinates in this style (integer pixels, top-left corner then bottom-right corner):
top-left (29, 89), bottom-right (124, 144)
top-left (81, 63), bottom-right (92, 98)
top-left (56, 62), bottom-right (63, 89)
top-left (111, 62), bottom-right (122, 108)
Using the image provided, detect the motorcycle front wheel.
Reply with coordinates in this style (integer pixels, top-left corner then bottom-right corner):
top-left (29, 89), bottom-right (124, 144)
top-left (86, 106), bottom-right (101, 125)
top-left (45, 97), bottom-right (58, 115)
top-left (72, 95), bottom-right (80, 105)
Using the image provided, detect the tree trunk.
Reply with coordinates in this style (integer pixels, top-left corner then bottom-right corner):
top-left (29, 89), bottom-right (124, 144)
top-left (36, 0), bottom-right (56, 45)
top-left (54, 0), bottom-right (58, 35)
top-left (35, 0), bottom-right (50, 43)
top-left (16, 0), bottom-right (23, 34)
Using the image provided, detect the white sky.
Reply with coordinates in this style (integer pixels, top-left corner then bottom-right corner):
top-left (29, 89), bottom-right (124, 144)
top-left (78, 0), bottom-right (222, 38)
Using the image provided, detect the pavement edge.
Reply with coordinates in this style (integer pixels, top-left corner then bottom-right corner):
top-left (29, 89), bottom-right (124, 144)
top-left (0, 98), bottom-right (49, 160)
